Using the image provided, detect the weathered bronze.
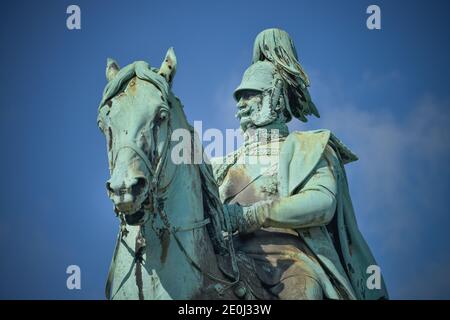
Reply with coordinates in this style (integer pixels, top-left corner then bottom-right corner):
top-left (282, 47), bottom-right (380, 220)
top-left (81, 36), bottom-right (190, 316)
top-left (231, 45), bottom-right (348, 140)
top-left (97, 29), bottom-right (388, 300)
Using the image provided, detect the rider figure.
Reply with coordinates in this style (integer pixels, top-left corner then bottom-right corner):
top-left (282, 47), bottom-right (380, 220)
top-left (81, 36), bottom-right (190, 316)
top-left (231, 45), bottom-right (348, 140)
top-left (212, 29), bottom-right (388, 300)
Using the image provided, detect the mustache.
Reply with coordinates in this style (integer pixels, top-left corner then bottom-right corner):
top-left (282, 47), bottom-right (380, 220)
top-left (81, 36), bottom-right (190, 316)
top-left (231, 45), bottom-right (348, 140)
top-left (235, 105), bottom-right (252, 119)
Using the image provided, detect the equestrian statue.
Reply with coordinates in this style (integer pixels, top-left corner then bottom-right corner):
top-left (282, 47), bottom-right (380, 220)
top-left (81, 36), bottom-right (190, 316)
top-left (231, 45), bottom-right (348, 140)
top-left (96, 28), bottom-right (388, 300)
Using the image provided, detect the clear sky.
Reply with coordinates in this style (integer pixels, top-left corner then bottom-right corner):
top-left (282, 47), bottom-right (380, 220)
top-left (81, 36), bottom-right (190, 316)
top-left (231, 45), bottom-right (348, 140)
top-left (1, 0), bottom-right (449, 299)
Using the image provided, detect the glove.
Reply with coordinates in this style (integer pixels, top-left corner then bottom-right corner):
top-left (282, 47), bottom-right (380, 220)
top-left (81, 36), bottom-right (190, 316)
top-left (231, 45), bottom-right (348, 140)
top-left (225, 200), bottom-right (273, 235)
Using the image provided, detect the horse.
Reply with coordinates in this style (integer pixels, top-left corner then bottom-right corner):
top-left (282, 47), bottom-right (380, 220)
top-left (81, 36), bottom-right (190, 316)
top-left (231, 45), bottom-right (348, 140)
top-left (97, 49), bottom-right (267, 300)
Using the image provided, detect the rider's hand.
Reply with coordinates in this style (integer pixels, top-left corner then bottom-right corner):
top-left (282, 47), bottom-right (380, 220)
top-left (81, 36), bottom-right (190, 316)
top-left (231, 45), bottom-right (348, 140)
top-left (224, 200), bottom-right (273, 235)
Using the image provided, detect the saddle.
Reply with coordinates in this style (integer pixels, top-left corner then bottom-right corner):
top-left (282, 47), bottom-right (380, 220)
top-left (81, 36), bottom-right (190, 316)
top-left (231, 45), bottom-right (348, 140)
top-left (216, 249), bottom-right (285, 300)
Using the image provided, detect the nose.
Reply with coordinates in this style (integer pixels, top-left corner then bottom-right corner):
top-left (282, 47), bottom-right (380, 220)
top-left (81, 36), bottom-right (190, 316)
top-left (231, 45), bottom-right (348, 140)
top-left (236, 97), bottom-right (246, 108)
top-left (107, 176), bottom-right (148, 196)
top-left (236, 98), bottom-right (250, 119)
top-left (106, 176), bottom-right (148, 212)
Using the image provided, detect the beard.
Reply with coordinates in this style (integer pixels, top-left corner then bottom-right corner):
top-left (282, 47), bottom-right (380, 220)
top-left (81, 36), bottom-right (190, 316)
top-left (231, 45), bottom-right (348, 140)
top-left (237, 100), bottom-right (277, 130)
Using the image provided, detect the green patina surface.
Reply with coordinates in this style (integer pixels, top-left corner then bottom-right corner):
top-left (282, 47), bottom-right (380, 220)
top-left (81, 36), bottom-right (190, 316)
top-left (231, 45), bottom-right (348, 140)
top-left (97, 29), bottom-right (388, 300)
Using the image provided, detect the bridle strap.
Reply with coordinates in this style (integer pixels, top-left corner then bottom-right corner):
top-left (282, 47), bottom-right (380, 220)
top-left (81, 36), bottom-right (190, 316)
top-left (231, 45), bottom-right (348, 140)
top-left (114, 144), bottom-right (155, 177)
top-left (173, 218), bottom-right (210, 232)
top-left (111, 123), bottom-right (172, 192)
top-left (152, 126), bottom-right (171, 186)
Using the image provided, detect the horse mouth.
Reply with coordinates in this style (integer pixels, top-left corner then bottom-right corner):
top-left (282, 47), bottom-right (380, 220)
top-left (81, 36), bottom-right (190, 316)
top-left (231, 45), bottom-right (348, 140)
top-left (124, 209), bottom-right (147, 225)
top-left (118, 196), bottom-right (151, 225)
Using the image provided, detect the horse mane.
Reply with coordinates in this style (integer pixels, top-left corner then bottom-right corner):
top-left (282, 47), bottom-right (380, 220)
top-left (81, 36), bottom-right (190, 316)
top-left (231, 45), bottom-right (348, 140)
top-left (98, 61), bottom-right (169, 111)
top-left (98, 60), bottom-right (229, 254)
top-left (196, 150), bottom-right (229, 254)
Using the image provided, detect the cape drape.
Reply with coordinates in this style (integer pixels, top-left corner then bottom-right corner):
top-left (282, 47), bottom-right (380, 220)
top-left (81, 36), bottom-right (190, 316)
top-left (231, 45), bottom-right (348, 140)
top-left (279, 130), bottom-right (389, 299)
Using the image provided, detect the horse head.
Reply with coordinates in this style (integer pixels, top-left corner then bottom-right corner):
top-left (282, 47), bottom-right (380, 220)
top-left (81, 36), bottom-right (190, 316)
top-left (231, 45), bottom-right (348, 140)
top-left (97, 49), bottom-right (177, 226)
top-left (97, 50), bottom-right (239, 300)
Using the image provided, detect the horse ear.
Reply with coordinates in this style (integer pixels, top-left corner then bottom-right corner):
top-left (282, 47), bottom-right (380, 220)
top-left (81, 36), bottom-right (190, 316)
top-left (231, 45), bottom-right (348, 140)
top-left (158, 47), bottom-right (177, 85)
top-left (106, 58), bottom-right (120, 82)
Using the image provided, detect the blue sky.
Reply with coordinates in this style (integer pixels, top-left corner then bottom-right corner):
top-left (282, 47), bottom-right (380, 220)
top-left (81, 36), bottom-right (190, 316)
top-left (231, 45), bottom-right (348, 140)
top-left (0, 0), bottom-right (449, 299)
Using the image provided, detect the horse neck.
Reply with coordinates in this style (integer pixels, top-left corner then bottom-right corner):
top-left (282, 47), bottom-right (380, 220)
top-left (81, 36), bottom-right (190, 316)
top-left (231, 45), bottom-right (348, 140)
top-left (109, 92), bottom-right (227, 299)
top-left (138, 103), bottom-right (217, 299)
top-left (161, 162), bottom-right (205, 232)
top-left (161, 101), bottom-right (206, 230)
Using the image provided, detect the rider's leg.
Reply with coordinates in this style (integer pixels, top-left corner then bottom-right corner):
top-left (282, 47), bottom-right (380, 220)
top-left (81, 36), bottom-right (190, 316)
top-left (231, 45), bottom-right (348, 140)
top-left (277, 273), bottom-right (323, 300)
top-left (270, 261), bottom-right (323, 300)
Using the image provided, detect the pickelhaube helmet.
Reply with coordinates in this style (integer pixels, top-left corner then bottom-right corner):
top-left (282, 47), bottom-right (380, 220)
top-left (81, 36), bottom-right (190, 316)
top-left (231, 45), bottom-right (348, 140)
top-left (234, 28), bottom-right (320, 123)
top-left (233, 61), bottom-right (277, 101)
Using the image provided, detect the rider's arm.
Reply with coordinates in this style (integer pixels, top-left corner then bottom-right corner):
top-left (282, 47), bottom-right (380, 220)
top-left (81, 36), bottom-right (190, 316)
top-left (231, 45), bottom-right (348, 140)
top-left (227, 147), bottom-right (338, 234)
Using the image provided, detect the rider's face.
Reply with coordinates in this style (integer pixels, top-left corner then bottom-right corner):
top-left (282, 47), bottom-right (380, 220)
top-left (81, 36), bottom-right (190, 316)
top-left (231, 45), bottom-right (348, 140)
top-left (235, 90), bottom-right (263, 130)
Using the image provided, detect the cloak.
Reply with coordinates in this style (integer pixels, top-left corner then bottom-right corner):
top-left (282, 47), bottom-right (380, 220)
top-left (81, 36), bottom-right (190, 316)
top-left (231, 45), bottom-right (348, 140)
top-left (278, 129), bottom-right (389, 300)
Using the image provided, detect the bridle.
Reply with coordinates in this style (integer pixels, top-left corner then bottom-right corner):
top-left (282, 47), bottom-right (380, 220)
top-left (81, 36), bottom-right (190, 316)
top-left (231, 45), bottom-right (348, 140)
top-left (110, 120), bottom-right (172, 223)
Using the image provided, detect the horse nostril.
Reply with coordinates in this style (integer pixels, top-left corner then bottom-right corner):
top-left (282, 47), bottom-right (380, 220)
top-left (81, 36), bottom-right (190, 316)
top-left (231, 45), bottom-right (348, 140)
top-left (131, 177), bottom-right (147, 196)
